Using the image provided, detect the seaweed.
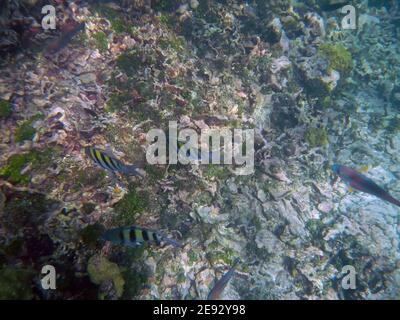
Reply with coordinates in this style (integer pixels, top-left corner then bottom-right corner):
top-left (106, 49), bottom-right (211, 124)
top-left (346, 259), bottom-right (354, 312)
top-left (0, 99), bottom-right (12, 118)
top-left (0, 266), bottom-right (34, 299)
top-left (92, 31), bottom-right (108, 52)
top-left (87, 255), bottom-right (125, 299)
top-left (14, 114), bottom-right (43, 142)
top-left (305, 126), bottom-right (329, 148)
top-left (80, 223), bottom-right (106, 248)
top-left (113, 186), bottom-right (149, 225)
top-left (318, 43), bottom-right (353, 76)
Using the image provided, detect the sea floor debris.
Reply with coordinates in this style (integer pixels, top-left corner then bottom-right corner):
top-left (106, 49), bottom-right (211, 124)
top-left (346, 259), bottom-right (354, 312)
top-left (0, 0), bottom-right (399, 300)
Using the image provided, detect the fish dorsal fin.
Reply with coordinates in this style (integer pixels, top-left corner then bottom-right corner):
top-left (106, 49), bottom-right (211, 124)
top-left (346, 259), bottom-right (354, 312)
top-left (104, 146), bottom-right (118, 159)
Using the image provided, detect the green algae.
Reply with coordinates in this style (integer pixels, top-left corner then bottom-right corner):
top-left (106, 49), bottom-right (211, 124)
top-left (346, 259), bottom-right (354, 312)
top-left (207, 245), bottom-right (236, 265)
top-left (158, 34), bottom-right (186, 55)
top-left (0, 266), bottom-right (34, 299)
top-left (113, 186), bottom-right (148, 225)
top-left (110, 18), bottom-right (126, 34)
top-left (321, 96), bottom-right (332, 109)
top-left (92, 4), bottom-right (128, 34)
top-left (144, 164), bottom-right (165, 182)
top-left (87, 255), bottom-right (125, 298)
top-left (80, 223), bottom-right (105, 248)
top-left (0, 191), bottom-right (5, 213)
top-left (121, 263), bottom-right (149, 299)
top-left (153, 0), bottom-right (176, 12)
top-left (176, 267), bottom-right (186, 283)
top-left (76, 168), bottom-right (107, 188)
top-left (0, 100), bottom-right (12, 118)
top-left (318, 43), bottom-right (353, 76)
top-left (105, 92), bottom-right (132, 112)
top-left (305, 127), bottom-right (329, 148)
top-left (74, 31), bottom-right (89, 45)
top-left (107, 34), bottom-right (193, 122)
top-left (15, 121), bottom-right (35, 142)
top-left (116, 50), bottom-right (157, 77)
top-left (115, 51), bottom-right (141, 76)
top-left (195, 191), bottom-right (213, 207)
top-left (0, 154), bottom-right (34, 184)
top-left (188, 249), bottom-right (198, 265)
top-left (92, 31), bottom-right (108, 52)
top-left (251, 215), bottom-right (263, 232)
top-left (136, 81), bottom-right (156, 100)
top-left (306, 219), bottom-right (326, 240)
top-left (0, 148), bottom-right (53, 184)
top-left (113, 246), bottom-right (149, 299)
top-left (281, 15), bottom-right (302, 37)
top-left (159, 13), bottom-right (175, 28)
top-left (14, 114), bottom-right (43, 142)
top-left (203, 165), bottom-right (231, 180)
top-left (0, 147), bottom-right (59, 185)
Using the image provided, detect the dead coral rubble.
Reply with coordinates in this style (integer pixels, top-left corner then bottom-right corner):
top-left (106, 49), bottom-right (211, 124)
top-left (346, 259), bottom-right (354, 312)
top-left (0, 0), bottom-right (399, 300)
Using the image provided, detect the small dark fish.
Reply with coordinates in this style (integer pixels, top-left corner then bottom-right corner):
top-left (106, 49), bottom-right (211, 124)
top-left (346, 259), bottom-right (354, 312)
top-left (101, 225), bottom-right (182, 248)
top-left (332, 164), bottom-right (400, 207)
top-left (46, 21), bottom-right (85, 54)
top-left (208, 258), bottom-right (240, 300)
top-left (85, 146), bottom-right (142, 176)
top-left (320, 1), bottom-right (350, 12)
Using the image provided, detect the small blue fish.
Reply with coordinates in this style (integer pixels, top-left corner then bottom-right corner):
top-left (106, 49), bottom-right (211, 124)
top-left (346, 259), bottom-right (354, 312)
top-left (332, 164), bottom-right (400, 207)
top-left (208, 258), bottom-right (240, 300)
top-left (85, 146), bottom-right (143, 177)
top-left (101, 225), bottom-right (182, 248)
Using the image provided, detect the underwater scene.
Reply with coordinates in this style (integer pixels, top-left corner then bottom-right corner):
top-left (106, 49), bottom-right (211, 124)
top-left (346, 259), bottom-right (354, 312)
top-left (0, 0), bottom-right (399, 300)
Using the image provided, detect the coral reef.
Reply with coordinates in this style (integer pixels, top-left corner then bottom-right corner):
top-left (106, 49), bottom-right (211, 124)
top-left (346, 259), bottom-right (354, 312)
top-left (0, 0), bottom-right (399, 301)
top-left (318, 43), bottom-right (353, 76)
top-left (0, 266), bottom-right (34, 300)
top-left (87, 255), bottom-right (125, 299)
top-left (0, 100), bottom-right (12, 118)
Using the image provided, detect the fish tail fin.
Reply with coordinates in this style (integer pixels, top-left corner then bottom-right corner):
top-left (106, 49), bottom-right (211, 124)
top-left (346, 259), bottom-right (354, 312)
top-left (160, 236), bottom-right (183, 248)
top-left (84, 146), bottom-right (92, 158)
top-left (379, 192), bottom-right (400, 208)
top-left (387, 195), bottom-right (400, 208)
top-left (121, 164), bottom-right (144, 177)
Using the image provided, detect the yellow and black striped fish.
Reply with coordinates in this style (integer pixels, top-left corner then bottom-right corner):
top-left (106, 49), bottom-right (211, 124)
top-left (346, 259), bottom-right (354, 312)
top-left (85, 146), bottom-right (142, 176)
top-left (101, 226), bottom-right (182, 248)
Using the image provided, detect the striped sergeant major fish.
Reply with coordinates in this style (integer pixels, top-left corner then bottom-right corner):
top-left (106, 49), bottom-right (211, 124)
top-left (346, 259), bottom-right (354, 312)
top-left (208, 258), bottom-right (240, 300)
top-left (101, 226), bottom-right (183, 248)
top-left (332, 164), bottom-right (400, 207)
top-left (85, 146), bottom-right (143, 177)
